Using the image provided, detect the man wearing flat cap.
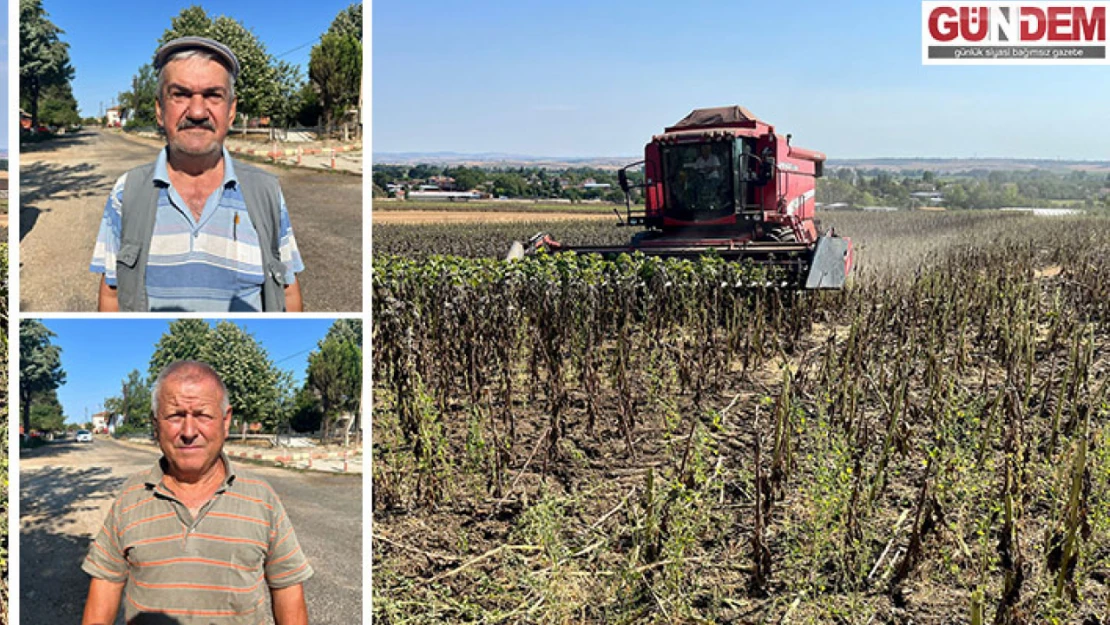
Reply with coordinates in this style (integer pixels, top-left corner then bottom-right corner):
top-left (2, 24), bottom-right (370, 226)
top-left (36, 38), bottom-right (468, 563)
top-left (81, 361), bottom-right (312, 625)
top-left (90, 36), bottom-right (305, 312)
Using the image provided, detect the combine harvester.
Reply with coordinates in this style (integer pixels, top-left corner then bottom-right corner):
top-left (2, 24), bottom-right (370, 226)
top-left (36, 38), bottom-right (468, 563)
top-left (510, 106), bottom-right (853, 289)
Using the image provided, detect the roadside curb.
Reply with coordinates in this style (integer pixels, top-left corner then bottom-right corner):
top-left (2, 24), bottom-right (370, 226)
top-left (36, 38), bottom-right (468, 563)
top-left (226, 447), bottom-right (363, 470)
top-left (109, 128), bottom-right (362, 175)
top-left (227, 143), bottom-right (362, 174)
top-left (111, 437), bottom-right (363, 475)
top-left (228, 143), bottom-right (362, 158)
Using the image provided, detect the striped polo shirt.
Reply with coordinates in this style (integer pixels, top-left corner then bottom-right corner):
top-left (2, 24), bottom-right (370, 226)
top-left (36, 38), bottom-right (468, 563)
top-left (83, 455), bottom-right (313, 625)
top-left (89, 148), bottom-right (305, 312)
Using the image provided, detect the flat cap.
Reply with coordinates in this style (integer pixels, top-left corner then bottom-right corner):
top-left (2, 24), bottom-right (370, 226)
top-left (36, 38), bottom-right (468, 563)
top-left (154, 36), bottom-right (240, 78)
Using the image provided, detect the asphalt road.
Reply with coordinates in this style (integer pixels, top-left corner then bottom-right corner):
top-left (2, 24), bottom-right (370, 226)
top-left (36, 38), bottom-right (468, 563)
top-left (20, 128), bottom-right (362, 312)
top-left (20, 437), bottom-right (363, 625)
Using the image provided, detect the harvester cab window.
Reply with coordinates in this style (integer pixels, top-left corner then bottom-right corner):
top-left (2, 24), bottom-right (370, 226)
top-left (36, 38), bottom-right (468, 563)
top-left (662, 141), bottom-right (733, 221)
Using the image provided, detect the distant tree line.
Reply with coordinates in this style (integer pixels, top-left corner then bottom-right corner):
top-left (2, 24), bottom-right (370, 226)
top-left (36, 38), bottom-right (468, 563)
top-left (819, 167), bottom-right (1110, 210)
top-left (373, 164), bottom-right (641, 204)
top-left (376, 162), bottom-right (1109, 209)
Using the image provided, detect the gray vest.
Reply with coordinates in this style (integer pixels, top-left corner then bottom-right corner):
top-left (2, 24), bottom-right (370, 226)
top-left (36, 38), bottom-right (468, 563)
top-left (116, 160), bottom-right (288, 312)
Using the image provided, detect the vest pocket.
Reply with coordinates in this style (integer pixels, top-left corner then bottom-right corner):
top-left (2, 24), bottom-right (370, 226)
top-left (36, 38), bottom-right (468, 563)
top-left (117, 242), bottom-right (141, 268)
top-left (266, 259), bottom-right (288, 286)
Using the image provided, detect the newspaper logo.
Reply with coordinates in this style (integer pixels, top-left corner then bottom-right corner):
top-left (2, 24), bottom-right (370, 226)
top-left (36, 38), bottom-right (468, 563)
top-left (923, 2), bottom-right (1108, 64)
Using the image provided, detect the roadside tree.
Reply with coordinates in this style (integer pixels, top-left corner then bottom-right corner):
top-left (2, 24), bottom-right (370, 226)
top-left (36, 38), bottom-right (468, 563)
top-left (103, 369), bottom-right (152, 426)
top-left (149, 320), bottom-right (292, 432)
top-left (118, 64), bottom-right (158, 127)
top-left (309, 32), bottom-right (361, 136)
top-left (29, 389), bottom-right (65, 432)
top-left (20, 0), bottom-right (75, 129)
top-left (149, 319), bottom-right (213, 377)
top-left (38, 82), bottom-right (80, 127)
top-left (19, 319), bottom-right (66, 438)
top-left (309, 3), bottom-right (362, 136)
top-left (200, 321), bottom-right (284, 432)
top-left (307, 319), bottom-right (362, 444)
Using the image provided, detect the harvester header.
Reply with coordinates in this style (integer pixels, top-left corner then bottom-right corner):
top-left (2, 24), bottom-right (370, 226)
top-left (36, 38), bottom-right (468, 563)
top-left (512, 106), bottom-right (852, 289)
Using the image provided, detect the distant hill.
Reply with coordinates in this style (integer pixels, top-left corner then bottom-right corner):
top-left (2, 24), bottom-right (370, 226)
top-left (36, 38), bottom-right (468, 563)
top-left (373, 152), bottom-right (639, 170)
top-left (826, 157), bottom-right (1110, 173)
top-left (374, 153), bottom-right (1110, 174)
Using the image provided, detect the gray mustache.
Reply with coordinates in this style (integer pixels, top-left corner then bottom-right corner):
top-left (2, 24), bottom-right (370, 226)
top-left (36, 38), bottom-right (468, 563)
top-left (178, 118), bottom-right (216, 131)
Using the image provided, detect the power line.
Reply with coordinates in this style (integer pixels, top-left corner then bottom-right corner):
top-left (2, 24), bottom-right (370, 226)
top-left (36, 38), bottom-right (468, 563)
top-left (275, 347), bottom-right (315, 365)
top-left (274, 37), bottom-right (320, 59)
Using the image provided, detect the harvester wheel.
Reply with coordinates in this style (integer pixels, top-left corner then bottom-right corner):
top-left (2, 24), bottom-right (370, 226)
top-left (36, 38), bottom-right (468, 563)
top-left (766, 226), bottom-right (797, 242)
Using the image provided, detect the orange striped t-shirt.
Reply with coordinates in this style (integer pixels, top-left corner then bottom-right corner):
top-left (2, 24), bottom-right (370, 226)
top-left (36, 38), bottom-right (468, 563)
top-left (83, 455), bottom-right (313, 624)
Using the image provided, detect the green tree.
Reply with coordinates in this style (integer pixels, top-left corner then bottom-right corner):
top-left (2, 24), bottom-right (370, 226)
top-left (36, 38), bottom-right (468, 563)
top-left (492, 173), bottom-right (527, 198)
top-left (327, 3), bottom-right (362, 41)
top-left (294, 81), bottom-right (323, 127)
top-left (149, 319), bottom-right (213, 378)
top-left (19, 319), bottom-right (66, 438)
top-left (308, 31), bottom-right (362, 135)
top-left (324, 318), bottom-right (362, 346)
top-left (289, 387), bottom-right (324, 433)
top-left (149, 320), bottom-right (292, 431)
top-left (372, 170), bottom-right (393, 192)
top-left (271, 61), bottom-right (305, 128)
top-left (29, 389), bottom-right (65, 432)
top-left (20, 0), bottom-right (75, 129)
top-left (199, 321), bottom-right (284, 431)
top-left (307, 319), bottom-right (362, 443)
top-left (118, 64), bottom-right (158, 127)
top-left (38, 82), bottom-right (80, 127)
top-left (103, 369), bottom-right (153, 425)
top-left (407, 164), bottom-right (439, 180)
top-left (604, 189), bottom-right (626, 204)
top-left (447, 167), bottom-right (485, 192)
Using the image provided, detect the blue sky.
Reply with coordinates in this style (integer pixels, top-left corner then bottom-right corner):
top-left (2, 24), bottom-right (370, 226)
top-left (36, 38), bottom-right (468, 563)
top-left (373, 0), bottom-right (1110, 160)
top-left (43, 0), bottom-right (359, 117)
top-left (34, 318), bottom-right (346, 425)
top-left (0, 1), bottom-right (7, 152)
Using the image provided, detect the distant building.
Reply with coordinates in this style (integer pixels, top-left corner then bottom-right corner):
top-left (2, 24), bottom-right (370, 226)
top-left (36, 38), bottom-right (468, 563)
top-left (427, 175), bottom-right (457, 190)
top-left (910, 191), bottom-right (944, 204)
top-left (408, 190), bottom-right (483, 201)
top-left (999, 207), bottom-right (1084, 217)
top-left (581, 178), bottom-right (611, 190)
top-left (91, 411), bottom-right (110, 433)
top-left (106, 107), bottom-right (122, 127)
